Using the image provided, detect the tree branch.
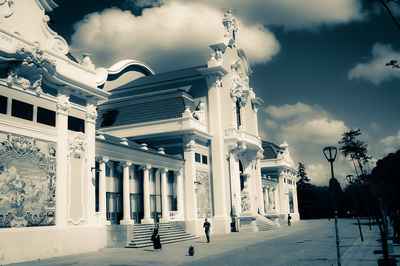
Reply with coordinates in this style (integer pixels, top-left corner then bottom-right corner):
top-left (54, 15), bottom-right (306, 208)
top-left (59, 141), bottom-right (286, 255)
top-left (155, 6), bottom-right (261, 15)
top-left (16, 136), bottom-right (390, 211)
top-left (380, 0), bottom-right (400, 30)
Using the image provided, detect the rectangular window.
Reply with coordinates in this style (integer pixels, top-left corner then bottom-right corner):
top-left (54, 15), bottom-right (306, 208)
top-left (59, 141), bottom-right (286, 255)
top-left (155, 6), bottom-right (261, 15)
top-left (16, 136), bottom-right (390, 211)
top-left (68, 116), bottom-right (85, 132)
top-left (202, 155), bottom-right (208, 165)
top-left (11, 99), bottom-right (33, 121)
top-left (195, 153), bottom-right (201, 163)
top-left (0, 95), bottom-right (7, 114)
top-left (37, 107), bottom-right (56, 127)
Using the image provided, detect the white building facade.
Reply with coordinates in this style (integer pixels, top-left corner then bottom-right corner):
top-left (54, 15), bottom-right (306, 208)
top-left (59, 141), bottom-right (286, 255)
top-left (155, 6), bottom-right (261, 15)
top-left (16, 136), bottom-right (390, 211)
top-left (0, 2), bottom-right (298, 264)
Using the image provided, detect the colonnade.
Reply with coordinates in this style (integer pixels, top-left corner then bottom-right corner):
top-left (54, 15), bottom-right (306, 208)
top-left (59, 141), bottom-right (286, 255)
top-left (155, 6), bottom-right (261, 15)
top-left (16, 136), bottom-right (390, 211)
top-left (262, 186), bottom-right (278, 214)
top-left (96, 157), bottom-right (184, 224)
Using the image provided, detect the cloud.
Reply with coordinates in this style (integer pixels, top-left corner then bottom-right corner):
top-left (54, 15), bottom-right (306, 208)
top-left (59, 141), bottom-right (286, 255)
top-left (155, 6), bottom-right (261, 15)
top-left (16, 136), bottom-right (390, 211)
top-left (348, 43), bottom-right (400, 84)
top-left (70, 2), bottom-right (280, 71)
top-left (380, 130), bottom-right (400, 154)
top-left (129, 0), bottom-right (364, 30)
top-left (262, 102), bottom-right (352, 185)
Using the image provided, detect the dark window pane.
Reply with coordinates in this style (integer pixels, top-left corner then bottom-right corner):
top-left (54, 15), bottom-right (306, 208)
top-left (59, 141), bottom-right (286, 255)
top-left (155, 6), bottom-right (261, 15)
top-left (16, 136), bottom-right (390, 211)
top-left (68, 116), bottom-right (85, 132)
top-left (101, 109), bottom-right (118, 127)
top-left (11, 99), bottom-right (33, 121)
top-left (37, 107), bottom-right (56, 127)
top-left (195, 153), bottom-right (201, 163)
top-left (202, 155), bottom-right (208, 165)
top-left (0, 95), bottom-right (7, 114)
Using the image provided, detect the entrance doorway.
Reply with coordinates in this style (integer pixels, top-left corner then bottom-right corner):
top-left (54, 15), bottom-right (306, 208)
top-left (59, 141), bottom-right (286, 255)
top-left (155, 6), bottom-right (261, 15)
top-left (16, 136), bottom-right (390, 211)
top-left (130, 194), bottom-right (143, 224)
top-left (106, 192), bottom-right (122, 224)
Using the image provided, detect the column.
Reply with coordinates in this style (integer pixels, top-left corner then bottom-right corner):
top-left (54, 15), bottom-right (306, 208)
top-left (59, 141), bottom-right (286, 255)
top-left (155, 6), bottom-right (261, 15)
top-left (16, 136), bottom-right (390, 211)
top-left (98, 156), bottom-right (109, 224)
top-left (141, 164), bottom-right (153, 224)
top-left (120, 161), bottom-right (134, 224)
top-left (262, 186), bottom-right (267, 214)
top-left (183, 134), bottom-right (198, 221)
top-left (229, 152), bottom-right (241, 216)
top-left (55, 89), bottom-right (70, 226)
top-left (85, 98), bottom-right (98, 225)
top-left (176, 169), bottom-right (184, 219)
top-left (206, 74), bottom-right (230, 233)
top-left (160, 168), bottom-right (169, 222)
top-left (273, 188), bottom-right (279, 214)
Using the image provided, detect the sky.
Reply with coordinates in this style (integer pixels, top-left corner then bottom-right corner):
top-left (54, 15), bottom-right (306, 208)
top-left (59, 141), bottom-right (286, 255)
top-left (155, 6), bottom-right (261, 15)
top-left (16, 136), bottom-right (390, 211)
top-left (49, 0), bottom-right (400, 187)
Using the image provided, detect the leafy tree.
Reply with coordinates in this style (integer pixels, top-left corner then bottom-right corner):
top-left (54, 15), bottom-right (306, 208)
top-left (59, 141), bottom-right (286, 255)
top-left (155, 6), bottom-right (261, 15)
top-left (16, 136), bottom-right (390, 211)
top-left (338, 129), bottom-right (371, 176)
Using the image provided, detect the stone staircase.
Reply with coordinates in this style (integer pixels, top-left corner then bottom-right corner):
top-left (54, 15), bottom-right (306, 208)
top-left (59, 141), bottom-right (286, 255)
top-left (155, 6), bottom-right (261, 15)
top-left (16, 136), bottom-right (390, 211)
top-left (126, 222), bottom-right (197, 248)
top-left (255, 214), bottom-right (280, 231)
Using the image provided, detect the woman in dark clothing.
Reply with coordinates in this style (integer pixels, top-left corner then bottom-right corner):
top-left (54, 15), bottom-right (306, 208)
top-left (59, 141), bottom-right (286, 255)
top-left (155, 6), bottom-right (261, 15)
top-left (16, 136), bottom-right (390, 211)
top-left (151, 223), bottom-right (162, 251)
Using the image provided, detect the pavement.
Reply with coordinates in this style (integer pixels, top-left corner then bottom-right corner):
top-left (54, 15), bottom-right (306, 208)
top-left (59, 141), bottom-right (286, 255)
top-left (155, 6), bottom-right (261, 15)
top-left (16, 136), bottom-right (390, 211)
top-left (7, 218), bottom-right (400, 266)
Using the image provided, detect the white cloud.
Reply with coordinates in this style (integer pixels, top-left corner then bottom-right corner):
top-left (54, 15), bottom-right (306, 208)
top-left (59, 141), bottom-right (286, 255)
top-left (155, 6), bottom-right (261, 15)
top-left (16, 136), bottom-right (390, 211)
top-left (380, 130), bottom-right (400, 154)
top-left (132, 0), bottom-right (364, 30)
top-left (70, 2), bottom-right (280, 71)
top-left (262, 102), bottom-right (351, 185)
top-left (348, 43), bottom-right (400, 84)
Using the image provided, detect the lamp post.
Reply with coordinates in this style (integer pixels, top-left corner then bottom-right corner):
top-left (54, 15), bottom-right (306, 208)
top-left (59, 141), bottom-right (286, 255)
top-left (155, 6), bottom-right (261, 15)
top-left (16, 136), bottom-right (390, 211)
top-left (346, 174), bottom-right (364, 242)
top-left (323, 146), bottom-right (341, 266)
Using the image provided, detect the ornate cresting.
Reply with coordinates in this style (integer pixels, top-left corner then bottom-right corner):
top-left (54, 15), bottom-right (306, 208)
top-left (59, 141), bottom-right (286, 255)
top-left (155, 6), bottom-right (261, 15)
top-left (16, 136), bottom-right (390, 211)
top-left (6, 46), bottom-right (56, 96)
top-left (0, 133), bottom-right (56, 227)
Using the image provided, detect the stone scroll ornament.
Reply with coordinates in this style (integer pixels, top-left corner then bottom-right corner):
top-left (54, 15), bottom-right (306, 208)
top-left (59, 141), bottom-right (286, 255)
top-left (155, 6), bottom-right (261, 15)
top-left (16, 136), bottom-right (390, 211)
top-left (0, 133), bottom-right (56, 227)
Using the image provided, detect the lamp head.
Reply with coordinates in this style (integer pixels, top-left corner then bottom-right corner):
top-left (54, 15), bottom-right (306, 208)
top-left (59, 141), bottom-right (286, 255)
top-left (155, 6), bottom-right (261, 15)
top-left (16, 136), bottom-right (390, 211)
top-left (323, 146), bottom-right (337, 163)
top-left (346, 174), bottom-right (354, 184)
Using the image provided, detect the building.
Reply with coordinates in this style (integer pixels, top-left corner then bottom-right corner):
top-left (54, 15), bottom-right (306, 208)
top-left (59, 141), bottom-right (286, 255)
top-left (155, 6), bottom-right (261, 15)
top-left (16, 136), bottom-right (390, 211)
top-left (260, 141), bottom-right (300, 223)
top-left (0, 1), bottom-right (298, 264)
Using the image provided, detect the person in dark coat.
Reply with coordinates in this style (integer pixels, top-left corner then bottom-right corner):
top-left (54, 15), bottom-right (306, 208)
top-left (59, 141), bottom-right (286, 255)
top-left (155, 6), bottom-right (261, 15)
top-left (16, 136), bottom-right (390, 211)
top-left (151, 223), bottom-right (162, 250)
top-left (203, 218), bottom-right (211, 243)
top-left (288, 214), bottom-right (292, 226)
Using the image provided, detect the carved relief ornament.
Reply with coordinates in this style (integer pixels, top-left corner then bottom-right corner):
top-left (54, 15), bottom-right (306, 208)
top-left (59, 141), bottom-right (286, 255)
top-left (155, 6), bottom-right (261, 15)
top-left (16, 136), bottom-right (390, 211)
top-left (6, 46), bottom-right (56, 96)
top-left (85, 103), bottom-right (98, 124)
top-left (56, 91), bottom-right (70, 115)
top-left (0, 0), bottom-right (14, 18)
top-left (69, 132), bottom-right (86, 159)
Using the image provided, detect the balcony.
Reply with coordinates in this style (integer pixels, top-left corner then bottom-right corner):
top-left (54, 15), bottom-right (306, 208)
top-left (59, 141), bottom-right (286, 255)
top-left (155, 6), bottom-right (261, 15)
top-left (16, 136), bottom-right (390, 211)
top-left (225, 127), bottom-right (262, 155)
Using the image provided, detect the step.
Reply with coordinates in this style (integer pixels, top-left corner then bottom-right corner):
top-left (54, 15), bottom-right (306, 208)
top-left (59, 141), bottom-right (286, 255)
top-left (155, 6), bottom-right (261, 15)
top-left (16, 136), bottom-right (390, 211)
top-left (126, 222), bottom-right (197, 248)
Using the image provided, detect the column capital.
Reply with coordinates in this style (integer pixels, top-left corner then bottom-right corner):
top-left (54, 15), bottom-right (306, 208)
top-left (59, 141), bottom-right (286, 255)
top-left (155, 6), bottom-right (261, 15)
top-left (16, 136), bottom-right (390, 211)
top-left (85, 101), bottom-right (98, 124)
top-left (121, 161), bottom-right (132, 168)
top-left (205, 74), bottom-right (223, 89)
top-left (183, 134), bottom-right (195, 152)
top-left (140, 164), bottom-right (151, 171)
top-left (56, 88), bottom-right (70, 115)
top-left (96, 156), bottom-right (109, 164)
top-left (160, 168), bottom-right (169, 174)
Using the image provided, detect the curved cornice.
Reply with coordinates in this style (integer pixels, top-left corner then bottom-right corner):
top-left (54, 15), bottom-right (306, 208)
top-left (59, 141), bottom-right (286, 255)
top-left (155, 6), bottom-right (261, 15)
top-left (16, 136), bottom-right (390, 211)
top-left (96, 59), bottom-right (155, 86)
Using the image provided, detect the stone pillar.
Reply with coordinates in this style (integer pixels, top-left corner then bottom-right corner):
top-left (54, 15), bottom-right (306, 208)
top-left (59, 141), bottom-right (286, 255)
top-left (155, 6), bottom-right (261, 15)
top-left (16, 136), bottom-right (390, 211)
top-left (85, 98), bottom-right (97, 225)
top-left (120, 161), bottom-right (134, 224)
top-left (55, 89), bottom-right (70, 226)
top-left (256, 161), bottom-right (264, 215)
top-left (176, 169), bottom-right (184, 218)
top-left (183, 134), bottom-right (198, 222)
top-left (229, 152), bottom-right (241, 216)
top-left (262, 186), bottom-right (267, 214)
top-left (160, 168), bottom-right (169, 222)
top-left (141, 164), bottom-right (153, 224)
top-left (206, 74), bottom-right (230, 233)
top-left (274, 187), bottom-right (279, 214)
top-left (98, 156), bottom-right (109, 224)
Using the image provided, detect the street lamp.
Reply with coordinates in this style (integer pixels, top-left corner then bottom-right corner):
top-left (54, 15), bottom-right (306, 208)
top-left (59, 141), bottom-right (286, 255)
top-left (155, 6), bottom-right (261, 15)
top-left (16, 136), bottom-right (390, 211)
top-left (346, 174), bottom-right (364, 242)
top-left (323, 146), bottom-right (341, 266)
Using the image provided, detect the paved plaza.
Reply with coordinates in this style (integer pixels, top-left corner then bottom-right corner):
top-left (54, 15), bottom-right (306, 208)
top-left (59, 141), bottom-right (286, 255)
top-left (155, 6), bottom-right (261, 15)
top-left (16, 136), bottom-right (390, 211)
top-left (9, 219), bottom-right (399, 266)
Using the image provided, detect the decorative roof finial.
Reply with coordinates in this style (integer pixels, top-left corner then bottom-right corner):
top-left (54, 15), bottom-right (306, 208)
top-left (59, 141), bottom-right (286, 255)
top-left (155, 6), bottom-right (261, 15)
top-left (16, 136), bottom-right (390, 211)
top-left (222, 11), bottom-right (237, 47)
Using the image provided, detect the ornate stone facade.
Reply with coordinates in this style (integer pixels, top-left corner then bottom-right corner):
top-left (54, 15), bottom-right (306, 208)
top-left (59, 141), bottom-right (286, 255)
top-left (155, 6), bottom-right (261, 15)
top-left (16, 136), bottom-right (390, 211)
top-left (196, 171), bottom-right (212, 218)
top-left (0, 132), bottom-right (56, 228)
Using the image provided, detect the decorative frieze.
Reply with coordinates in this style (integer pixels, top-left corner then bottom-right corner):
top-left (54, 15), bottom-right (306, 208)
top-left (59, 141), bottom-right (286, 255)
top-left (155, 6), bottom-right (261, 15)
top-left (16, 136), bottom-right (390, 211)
top-left (205, 74), bottom-right (222, 89)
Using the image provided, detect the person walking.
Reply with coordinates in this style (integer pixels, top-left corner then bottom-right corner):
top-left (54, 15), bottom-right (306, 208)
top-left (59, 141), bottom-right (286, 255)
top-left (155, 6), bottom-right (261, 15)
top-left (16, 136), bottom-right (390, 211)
top-left (151, 223), bottom-right (162, 251)
top-left (288, 214), bottom-right (292, 226)
top-left (203, 218), bottom-right (211, 243)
